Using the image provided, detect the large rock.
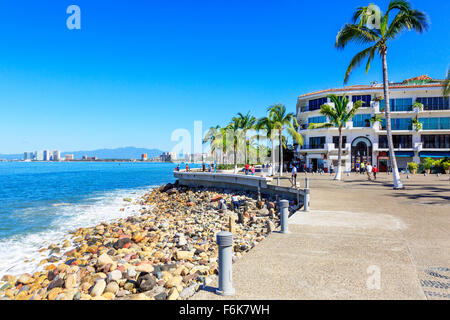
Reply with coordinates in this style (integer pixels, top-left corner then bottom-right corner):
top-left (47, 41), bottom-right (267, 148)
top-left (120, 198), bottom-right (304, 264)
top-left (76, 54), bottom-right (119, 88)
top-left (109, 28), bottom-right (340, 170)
top-left (113, 238), bottom-right (131, 250)
top-left (174, 251), bottom-right (194, 261)
top-left (107, 270), bottom-right (123, 282)
top-left (97, 253), bottom-right (114, 267)
top-left (17, 274), bottom-right (33, 285)
top-left (135, 263), bottom-right (154, 274)
top-left (90, 279), bottom-right (106, 297)
top-left (105, 282), bottom-right (119, 294)
top-left (137, 273), bottom-right (156, 292)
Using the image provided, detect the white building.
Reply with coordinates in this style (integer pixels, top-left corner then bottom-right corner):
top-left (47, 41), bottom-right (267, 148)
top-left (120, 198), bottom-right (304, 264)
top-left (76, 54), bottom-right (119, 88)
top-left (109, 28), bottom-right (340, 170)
top-left (296, 75), bottom-right (449, 173)
top-left (53, 150), bottom-right (61, 161)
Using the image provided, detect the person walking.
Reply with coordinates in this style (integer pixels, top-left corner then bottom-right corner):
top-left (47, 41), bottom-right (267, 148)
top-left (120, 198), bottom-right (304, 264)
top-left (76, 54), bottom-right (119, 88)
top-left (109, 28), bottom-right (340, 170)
top-left (251, 164), bottom-right (255, 175)
top-left (291, 165), bottom-right (298, 187)
top-left (185, 164), bottom-right (189, 172)
top-left (372, 165), bottom-right (378, 180)
top-left (366, 163), bottom-right (373, 181)
top-left (356, 162), bottom-right (360, 174)
top-left (330, 162), bottom-right (334, 175)
top-left (360, 161), bottom-right (365, 174)
top-left (245, 163), bottom-right (250, 175)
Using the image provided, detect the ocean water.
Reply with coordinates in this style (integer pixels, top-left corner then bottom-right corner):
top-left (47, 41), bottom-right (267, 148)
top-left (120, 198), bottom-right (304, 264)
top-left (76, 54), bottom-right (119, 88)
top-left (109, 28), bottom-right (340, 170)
top-left (0, 161), bottom-right (194, 278)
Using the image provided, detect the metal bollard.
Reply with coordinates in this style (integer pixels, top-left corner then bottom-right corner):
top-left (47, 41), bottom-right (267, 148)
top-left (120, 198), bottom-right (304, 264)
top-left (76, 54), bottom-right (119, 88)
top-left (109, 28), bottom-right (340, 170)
top-left (216, 231), bottom-right (235, 296)
top-left (277, 177), bottom-right (280, 186)
top-left (305, 177), bottom-right (309, 189)
top-left (279, 200), bottom-right (289, 234)
top-left (303, 188), bottom-right (310, 212)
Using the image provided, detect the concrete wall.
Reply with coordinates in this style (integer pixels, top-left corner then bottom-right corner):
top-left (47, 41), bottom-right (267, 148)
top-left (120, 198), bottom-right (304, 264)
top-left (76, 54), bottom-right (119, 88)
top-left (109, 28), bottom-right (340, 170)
top-left (173, 171), bottom-right (305, 202)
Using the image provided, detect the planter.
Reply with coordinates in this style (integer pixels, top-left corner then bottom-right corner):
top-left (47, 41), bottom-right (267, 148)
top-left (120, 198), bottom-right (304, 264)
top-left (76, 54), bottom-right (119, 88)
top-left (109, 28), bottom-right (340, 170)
top-left (446, 169), bottom-right (450, 174)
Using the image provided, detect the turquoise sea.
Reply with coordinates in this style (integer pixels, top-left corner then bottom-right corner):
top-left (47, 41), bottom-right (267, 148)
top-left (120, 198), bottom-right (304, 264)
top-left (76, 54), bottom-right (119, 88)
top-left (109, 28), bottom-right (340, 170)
top-left (0, 161), bottom-right (196, 277)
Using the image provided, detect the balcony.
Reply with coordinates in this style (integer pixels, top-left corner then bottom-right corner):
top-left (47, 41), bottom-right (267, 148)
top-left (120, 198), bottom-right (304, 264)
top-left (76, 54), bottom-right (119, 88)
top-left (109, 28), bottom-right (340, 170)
top-left (299, 144), bottom-right (326, 151)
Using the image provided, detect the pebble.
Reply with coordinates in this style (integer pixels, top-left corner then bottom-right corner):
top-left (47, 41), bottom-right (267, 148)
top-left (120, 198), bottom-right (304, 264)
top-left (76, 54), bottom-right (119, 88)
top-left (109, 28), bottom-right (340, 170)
top-left (0, 184), bottom-right (280, 301)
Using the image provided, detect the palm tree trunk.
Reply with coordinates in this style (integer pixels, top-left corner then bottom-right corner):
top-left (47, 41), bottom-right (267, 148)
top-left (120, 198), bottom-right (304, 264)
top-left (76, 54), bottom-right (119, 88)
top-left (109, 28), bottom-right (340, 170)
top-left (271, 136), bottom-right (275, 176)
top-left (381, 49), bottom-right (403, 189)
top-left (334, 126), bottom-right (343, 180)
top-left (279, 129), bottom-right (283, 177)
top-left (234, 143), bottom-right (237, 174)
top-left (244, 133), bottom-right (248, 165)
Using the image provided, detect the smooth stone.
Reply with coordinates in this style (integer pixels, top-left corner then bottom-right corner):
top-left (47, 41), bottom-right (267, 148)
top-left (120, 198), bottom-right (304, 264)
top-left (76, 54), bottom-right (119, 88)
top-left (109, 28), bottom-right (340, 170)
top-left (90, 279), bottom-right (106, 297)
top-left (105, 281), bottom-right (119, 294)
top-left (107, 270), bottom-right (122, 282)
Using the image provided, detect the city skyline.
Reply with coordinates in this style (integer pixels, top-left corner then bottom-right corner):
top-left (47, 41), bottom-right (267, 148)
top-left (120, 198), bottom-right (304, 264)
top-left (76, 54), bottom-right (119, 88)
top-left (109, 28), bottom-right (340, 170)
top-left (0, 0), bottom-right (449, 154)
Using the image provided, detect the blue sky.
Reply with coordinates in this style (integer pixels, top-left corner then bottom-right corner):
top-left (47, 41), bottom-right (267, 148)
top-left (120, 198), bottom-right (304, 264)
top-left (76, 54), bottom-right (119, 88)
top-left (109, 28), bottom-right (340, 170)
top-left (0, 0), bottom-right (448, 154)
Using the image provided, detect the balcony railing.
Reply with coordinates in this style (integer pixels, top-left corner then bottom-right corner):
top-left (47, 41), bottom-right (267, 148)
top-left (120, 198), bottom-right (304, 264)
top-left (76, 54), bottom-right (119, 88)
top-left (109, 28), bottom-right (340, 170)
top-left (300, 144), bottom-right (325, 150)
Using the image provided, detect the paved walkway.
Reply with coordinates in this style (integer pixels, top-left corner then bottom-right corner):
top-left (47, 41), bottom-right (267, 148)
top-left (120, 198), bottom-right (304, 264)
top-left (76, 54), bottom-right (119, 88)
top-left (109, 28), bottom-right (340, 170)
top-left (192, 173), bottom-right (450, 300)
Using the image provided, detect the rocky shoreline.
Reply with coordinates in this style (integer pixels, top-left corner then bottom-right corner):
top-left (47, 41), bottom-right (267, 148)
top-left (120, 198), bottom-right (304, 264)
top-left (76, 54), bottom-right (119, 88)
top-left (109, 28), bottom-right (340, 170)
top-left (0, 181), bottom-right (282, 300)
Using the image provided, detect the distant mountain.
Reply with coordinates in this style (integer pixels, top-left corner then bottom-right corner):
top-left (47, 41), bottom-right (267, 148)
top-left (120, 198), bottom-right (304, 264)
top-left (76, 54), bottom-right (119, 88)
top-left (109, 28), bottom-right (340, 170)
top-left (0, 147), bottom-right (165, 160)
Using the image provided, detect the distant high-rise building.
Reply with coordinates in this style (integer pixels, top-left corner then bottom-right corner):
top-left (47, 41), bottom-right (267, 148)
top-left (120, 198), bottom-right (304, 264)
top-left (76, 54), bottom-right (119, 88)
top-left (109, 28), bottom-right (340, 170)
top-left (53, 150), bottom-right (61, 161)
top-left (35, 151), bottom-right (44, 161)
top-left (65, 154), bottom-right (74, 161)
top-left (23, 152), bottom-right (34, 160)
top-left (141, 153), bottom-right (148, 161)
top-left (43, 150), bottom-right (51, 161)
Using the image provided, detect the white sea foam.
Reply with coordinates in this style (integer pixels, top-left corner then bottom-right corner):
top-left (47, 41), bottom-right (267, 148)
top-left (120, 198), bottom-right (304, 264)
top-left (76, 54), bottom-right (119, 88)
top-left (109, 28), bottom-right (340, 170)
top-left (0, 186), bottom-right (157, 279)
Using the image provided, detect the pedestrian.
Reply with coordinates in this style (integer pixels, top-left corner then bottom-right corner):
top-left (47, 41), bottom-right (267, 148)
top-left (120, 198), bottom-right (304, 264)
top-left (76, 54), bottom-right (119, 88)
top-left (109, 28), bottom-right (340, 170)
top-left (361, 161), bottom-right (365, 174)
top-left (245, 163), bottom-right (250, 175)
top-left (356, 162), bottom-right (360, 174)
top-left (202, 162), bottom-right (206, 172)
top-left (186, 164), bottom-right (189, 172)
top-left (366, 163), bottom-right (373, 180)
top-left (251, 164), bottom-right (255, 175)
top-left (330, 162), bottom-right (334, 175)
top-left (231, 194), bottom-right (240, 210)
top-left (175, 164), bottom-right (180, 171)
top-left (291, 165), bottom-right (297, 187)
top-left (372, 165), bottom-right (378, 180)
top-left (303, 163), bottom-right (307, 174)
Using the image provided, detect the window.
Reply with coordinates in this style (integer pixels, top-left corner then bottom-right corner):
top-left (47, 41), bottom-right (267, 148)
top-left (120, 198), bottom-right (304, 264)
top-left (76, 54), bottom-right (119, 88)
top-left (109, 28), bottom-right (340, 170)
top-left (352, 114), bottom-right (372, 127)
top-left (380, 98), bottom-right (413, 111)
top-left (307, 137), bottom-right (325, 149)
top-left (308, 98), bottom-right (328, 111)
top-left (352, 95), bottom-right (371, 106)
top-left (381, 118), bottom-right (412, 130)
top-left (421, 135), bottom-right (450, 148)
top-left (308, 116), bottom-right (327, 125)
top-left (332, 136), bottom-right (347, 148)
top-left (419, 117), bottom-right (450, 130)
top-left (416, 97), bottom-right (450, 110)
top-left (379, 135), bottom-right (412, 148)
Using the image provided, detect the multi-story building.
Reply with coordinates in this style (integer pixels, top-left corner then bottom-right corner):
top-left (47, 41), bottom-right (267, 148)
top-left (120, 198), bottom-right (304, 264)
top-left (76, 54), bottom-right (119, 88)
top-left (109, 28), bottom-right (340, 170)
top-left (296, 75), bottom-right (449, 172)
top-left (65, 154), bottom-right (74, 161)
top-left (141, 153), bottom-right (148, 161)
top-left (23, 152), bottom-right (35, 160)
top-left (52, 150), bottom-right (61, 161)
top-left (35, 151), bottom-right (44, 161)
top-left (43, 150), bottom-right (51, 161)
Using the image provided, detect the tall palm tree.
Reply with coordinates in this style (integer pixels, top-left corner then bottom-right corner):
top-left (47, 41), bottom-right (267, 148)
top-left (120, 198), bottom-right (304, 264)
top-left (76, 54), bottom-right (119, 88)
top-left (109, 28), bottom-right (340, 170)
top-left (444, 69), bottom-right (450, 97)
top-left (336, 0), bottom-right (429, 189)
top-left (267, 104), bottom-right (303, 177)
top-left (255, 116), bottom-right (276, 173)
top-left (203, 125), bottom-right (220, 165)
top-left (227, 117), bottom-right (243, 174)
top-left (308, 94), bottom-right (364, 180)
top-left (236, 111), bottom-right (256, 166)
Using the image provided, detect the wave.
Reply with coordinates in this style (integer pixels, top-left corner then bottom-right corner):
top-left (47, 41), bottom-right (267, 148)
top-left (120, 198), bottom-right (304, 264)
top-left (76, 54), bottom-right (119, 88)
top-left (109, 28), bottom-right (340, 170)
top-left (0, 186), bottom-right (157, 278)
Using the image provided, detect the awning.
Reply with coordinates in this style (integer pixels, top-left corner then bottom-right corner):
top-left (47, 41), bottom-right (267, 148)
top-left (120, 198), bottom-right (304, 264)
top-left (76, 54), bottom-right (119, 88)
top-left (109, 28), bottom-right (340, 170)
top-left (388, 151), bottom-right (414, 157)
top-left (419, 151), bottom-right (450, 158)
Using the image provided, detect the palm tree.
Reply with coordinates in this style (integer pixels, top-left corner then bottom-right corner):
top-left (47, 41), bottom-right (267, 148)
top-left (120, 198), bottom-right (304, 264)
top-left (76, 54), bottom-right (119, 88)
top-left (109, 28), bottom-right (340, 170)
top-left (203, 125), bottom-right (221, 165)
top-left (308, 94), bottom-right (364, 180)
top-left (267, 104), bottom-right (303, 177)
top-left (255, 116), bottom-right (276, 173)
top-left (227, 117), bottom-right (243, 174)
top-left (336, 0), bottom-right (429, 189)
top-left (236, 111), bottom-right (256, 166)
top-left (444, 69), bottom-right (450, 97)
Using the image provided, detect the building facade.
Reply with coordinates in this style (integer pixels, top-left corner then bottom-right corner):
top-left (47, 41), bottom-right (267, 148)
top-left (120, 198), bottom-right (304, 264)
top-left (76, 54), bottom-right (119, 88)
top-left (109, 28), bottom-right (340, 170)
top-left (296, 76), bottom-right (449, 172)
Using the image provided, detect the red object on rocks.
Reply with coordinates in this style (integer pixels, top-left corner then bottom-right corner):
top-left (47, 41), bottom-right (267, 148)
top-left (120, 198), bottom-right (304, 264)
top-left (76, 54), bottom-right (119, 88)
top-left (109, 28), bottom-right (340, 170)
top-left (211, 195), bottom-right (223, 202)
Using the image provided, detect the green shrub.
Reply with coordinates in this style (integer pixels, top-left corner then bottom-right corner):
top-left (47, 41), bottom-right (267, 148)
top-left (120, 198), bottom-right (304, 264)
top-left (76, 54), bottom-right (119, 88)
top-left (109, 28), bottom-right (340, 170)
top-left (407, 162), bottom-right (419, 173)
top-left (442, 161), bottom-right (450, 171)
top-left (422, 157), bottom-right (434, 171)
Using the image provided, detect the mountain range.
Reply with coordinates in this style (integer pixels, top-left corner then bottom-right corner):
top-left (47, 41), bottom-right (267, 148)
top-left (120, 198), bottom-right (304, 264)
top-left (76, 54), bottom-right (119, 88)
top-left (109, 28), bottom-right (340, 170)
top-left (0, 147), bottom-right (165, 160)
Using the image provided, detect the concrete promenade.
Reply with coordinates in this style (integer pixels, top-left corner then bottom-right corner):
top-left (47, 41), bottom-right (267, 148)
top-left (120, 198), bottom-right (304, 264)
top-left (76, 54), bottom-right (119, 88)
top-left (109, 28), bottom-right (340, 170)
top-left (191, 172), bottom-right (450, 300)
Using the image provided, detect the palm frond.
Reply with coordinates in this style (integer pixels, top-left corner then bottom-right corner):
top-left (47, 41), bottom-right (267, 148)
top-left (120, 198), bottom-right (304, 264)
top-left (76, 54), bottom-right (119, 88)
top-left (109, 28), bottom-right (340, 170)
top-left (307, 123), bottom-right (334, 130)
top-left (336, 24), bottom-right (380, 49)
top-left (344, 46), bottom-right (377, 83)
